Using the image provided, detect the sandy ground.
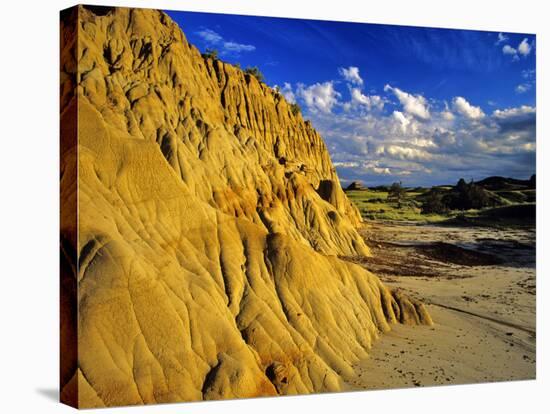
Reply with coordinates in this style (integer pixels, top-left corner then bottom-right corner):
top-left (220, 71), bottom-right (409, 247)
top-left (344, 221), bottom-right (536, 390)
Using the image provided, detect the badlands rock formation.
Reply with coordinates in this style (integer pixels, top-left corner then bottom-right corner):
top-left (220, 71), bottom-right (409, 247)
top-left (60, 6), bottom-right (431, 408)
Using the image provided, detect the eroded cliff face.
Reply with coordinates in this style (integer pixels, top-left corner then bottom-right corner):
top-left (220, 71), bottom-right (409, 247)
top-left (60, 6), bottom-right (431, 408)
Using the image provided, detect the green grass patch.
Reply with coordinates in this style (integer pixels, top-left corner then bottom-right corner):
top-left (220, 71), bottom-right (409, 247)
top-left (345, 189), bottom-right (449, 222)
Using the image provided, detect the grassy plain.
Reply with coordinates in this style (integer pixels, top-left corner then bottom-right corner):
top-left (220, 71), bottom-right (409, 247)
top-left (345, 186), bottom-right (535, 226)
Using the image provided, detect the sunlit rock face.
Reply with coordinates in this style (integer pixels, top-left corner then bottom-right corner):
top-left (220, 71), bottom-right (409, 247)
top-left (60, 6), bottom-right (430, 408)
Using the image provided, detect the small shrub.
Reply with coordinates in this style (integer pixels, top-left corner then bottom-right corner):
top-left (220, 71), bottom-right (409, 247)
top-left (449, 179), bottom-right (492, 210)
top-left (456, 178), bottom-right (468, 193)
top-left (244, 66), bottom-right (264, 82)
top-left (202, 48), bottom-right (219, 60)
top-left (290, 102), bottom-right (301, 116)
top-left (421, 190), bottom-right (448, 214)
top-left (387, 182), bottom-right (407, 208)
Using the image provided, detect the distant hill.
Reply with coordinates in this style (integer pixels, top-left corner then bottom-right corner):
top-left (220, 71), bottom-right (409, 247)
top-left (475, 175), bottom-right (535, 191)
top-left (344, 175), bottom-right (536, 193)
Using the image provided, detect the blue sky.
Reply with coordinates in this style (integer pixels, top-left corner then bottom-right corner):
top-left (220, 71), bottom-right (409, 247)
top-left (166, 9), bottom-right (536, 186)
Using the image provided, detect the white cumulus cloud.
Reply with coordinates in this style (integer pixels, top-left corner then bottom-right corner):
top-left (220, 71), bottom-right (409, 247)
top-left (384, 85), bottom-right (430, 120)
top-left (392, 111), bottom-right (411, 133)
top-left (440, 102), bottom-right (455, 121)
top-left (518, 38), bottom-right (532, 56)
top-left (297, 81), bottom-right (341, 113)
top-left (361, 161), bottom-right (392, 175)
top-left (308, 99), bottom-right (534, 185)
top-left (453, 96), bottom-right (485, 120)
top-left (502, 45), bottom-right (519, 61)
top-left (502, 38), bottom-right (533, 61)
top-left (384, 145), bottom-right (433, 161)
top-left (493, 105), bottom-right (536, 119)
top-left (502, 44), bottom-right (517, 55)
top-left (350, 88), bottom-right (384, 110)
top-left (441, 110), bottom-right (455, 121)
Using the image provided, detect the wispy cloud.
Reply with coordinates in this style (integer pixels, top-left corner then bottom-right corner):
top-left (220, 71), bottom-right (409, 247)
top-left (495, 32), bottom-right (509, 45)
top-left (195, 28), bottom-right (256, 55)
top-left (515, 83), bottom-right (532, 94)
top-left (195, 28), bottom-right (222, 44)
top-left (522, 69), bottom-right (536, 79)
top-left (338, 66), bottom-right (363, 85)
top-left (516, 69), bottom-right (536, 94)
top-left (381, 27), bottom-right (502, 72)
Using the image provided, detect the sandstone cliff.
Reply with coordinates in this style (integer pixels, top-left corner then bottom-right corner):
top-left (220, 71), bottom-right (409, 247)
top-left (60, 6), bottom-right (431, 408)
